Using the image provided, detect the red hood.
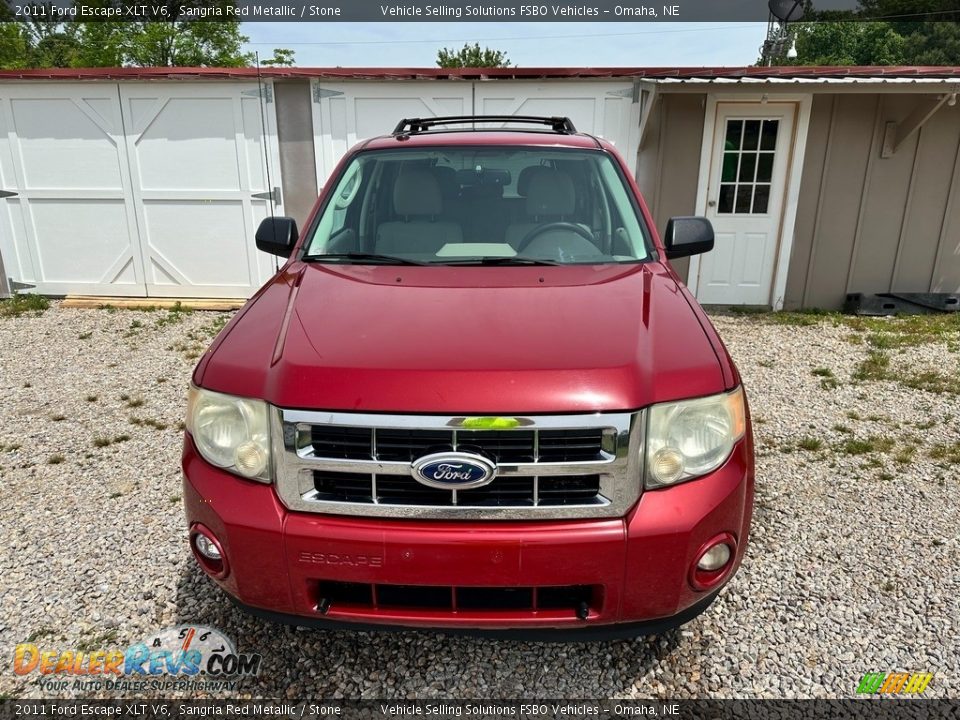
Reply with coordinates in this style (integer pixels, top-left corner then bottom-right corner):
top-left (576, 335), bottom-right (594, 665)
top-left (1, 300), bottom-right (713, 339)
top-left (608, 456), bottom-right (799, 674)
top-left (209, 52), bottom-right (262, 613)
top-left (196, 262), bottom-right (728, 414)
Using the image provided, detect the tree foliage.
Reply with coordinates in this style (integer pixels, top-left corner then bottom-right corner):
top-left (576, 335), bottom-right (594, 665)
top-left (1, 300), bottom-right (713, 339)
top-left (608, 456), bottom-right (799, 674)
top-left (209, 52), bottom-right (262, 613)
top-left (436, 43), bottom-right (511, 68)
top-left (779, 0), bottom-right (960, 66)
top-left (0, 1), bottom-right (295, 68)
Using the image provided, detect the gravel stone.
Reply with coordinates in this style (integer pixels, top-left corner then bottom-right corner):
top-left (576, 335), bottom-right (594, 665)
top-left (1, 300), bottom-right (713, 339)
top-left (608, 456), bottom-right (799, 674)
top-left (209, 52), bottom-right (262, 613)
top-left (0, 304), bottom-right (957, 699)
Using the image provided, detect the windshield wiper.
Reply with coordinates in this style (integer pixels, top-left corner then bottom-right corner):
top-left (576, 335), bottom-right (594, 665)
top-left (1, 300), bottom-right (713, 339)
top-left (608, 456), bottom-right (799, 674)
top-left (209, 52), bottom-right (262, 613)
top-left (302, 252), bottom-right (429, 266)
top-left (433, 256), bottom-right (563, 266)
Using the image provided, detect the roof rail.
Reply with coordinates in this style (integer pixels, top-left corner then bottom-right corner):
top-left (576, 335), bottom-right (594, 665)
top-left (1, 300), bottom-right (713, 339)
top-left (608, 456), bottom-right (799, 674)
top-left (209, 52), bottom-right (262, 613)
top-left (392, 115), bottom-right (578, 136)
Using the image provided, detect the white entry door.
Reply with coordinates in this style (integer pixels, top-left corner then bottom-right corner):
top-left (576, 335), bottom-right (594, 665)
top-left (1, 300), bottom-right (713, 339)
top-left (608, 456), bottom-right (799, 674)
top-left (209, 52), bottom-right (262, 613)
top-left (0, 84), bottom-right (145, 296)
top-left (119, 83), bottom-right (283, 298)
top-left (694, 103), bottom-right (796, 306)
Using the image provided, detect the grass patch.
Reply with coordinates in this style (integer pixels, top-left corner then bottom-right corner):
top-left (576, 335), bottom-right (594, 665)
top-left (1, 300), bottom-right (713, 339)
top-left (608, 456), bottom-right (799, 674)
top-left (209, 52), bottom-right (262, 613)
top-left (846, 410), bottom-right (862, 420)
top-left (50, 414), bottom-right (66, 422)
top-left (853, 347), bottom-right (960, 395)
top-left (810, 368), bottom-right (840, 389)
top-left (832, 424), bottom-right (852, 434)
top-left (930, 442), bottom-right (960, 465)
top-left (854, 350), bottom-right (890, 381)
top-left (78, 331), bottom-right (93, 340)
top-left (155, 302), bottom-right (194, 328)
top-left (47, 454), bottom-right (65, 465)
top-left (76, 629), bottom-right (119, 653)
top-left (85, 394), bottom-right (98, 403)
top-left (840, 436), bottom-right (895, 456)
top-left (131, 416), bottom-right (167, 430)
top-left (93, 434), bottom-right (130, 448)
top-left (0, 293), bottom-right (49, 319)
top-left (0, 442), bottom-right (22, 452)
top-left (26, 627), bottom-right (56, 643)
top-left (900, 370), bottom-right (960, 396)
top-left (894, 445), bottom-right (918, 465)
top-left (797, 437), bottom-right (823, 451)
top-left (126, 398), bottom-right (145, 408)
top-left (844, 312), bottom-right (960, 347)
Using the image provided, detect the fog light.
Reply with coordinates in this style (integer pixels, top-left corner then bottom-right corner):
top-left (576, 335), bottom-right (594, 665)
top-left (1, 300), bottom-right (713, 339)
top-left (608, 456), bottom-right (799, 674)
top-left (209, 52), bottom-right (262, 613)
top-left (191, 525), bottom-right (228, 579)
top-left (194, 533), bottom-right (222, 561)
top-left (651, 447), bottom-right (684, 485)
top-left (697, 542), bottom-right (731, 571)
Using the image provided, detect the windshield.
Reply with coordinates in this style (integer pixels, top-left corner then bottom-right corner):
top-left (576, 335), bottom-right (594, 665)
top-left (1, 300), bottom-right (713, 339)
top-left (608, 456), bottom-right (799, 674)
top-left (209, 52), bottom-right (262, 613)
top-left (303, 147), bottom-right (652, 265)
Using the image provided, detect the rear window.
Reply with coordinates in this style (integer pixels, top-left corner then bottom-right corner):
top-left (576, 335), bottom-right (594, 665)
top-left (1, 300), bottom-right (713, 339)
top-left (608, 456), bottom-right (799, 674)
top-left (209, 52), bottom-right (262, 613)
top-left (304, 147), bottom-right (651, 265)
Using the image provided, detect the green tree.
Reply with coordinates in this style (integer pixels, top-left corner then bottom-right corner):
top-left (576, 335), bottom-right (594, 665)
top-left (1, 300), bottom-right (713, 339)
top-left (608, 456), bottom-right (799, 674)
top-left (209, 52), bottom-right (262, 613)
top-left (0, 0), bottom-right (292, 68)
top-left (261, 47), bottom-right (295, 67)
top-left (436, 42), bottom-right (511, 68)
top-left (785, 22), bottom-right (907, 65)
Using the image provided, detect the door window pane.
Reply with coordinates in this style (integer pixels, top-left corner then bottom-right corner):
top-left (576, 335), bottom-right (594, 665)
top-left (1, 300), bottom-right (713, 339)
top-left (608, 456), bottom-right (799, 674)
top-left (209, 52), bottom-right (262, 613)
top-left (753, 185), bottom-right (771, 214)
top-left (760, 120), bottom-right (779, 150)
top-left (738, 153), bottom-right (757, 183)
top-left (724, 120), bottom-right (743, 151)
top-left (722, 152), bottom-right (739, 182)
top-left (742, 120), bottom-right (761, 150)
top-left (756, 153), bottom-right (774, 183)
top-left (735, 185), bottom-right (753, 213)
top-left (719, 184), bottom-right (736, 213)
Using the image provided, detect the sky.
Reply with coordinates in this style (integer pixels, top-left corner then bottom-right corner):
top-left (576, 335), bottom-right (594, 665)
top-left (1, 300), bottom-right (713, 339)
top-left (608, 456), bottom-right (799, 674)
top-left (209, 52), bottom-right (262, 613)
top-left (241, 22), bottom-right (769, 67)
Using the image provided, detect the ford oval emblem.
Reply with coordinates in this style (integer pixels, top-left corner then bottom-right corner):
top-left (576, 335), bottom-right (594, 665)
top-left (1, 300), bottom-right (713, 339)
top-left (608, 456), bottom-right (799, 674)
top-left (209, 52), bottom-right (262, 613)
top-left (411, 452), bottom-right (496, 490)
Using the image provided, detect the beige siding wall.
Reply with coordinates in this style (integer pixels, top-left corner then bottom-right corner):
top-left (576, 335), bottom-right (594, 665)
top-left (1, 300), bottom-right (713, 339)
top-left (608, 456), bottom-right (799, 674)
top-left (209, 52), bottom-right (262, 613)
top-left (636, 93), bottom-right (706, 283)
top-left (785, 93), bottom-right (960, 310)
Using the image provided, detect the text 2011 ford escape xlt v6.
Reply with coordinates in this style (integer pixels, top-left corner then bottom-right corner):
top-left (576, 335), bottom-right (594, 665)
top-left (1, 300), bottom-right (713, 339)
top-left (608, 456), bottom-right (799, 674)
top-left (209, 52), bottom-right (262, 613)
top-left (182, 116), bottom-right (755, 639)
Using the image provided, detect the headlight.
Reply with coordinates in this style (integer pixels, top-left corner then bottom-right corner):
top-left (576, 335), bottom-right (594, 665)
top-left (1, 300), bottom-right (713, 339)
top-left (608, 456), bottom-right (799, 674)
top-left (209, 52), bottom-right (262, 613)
top-left (645, 387), bottom-right (746, 489)
top-left (186, 386), bottom-right (272, 483)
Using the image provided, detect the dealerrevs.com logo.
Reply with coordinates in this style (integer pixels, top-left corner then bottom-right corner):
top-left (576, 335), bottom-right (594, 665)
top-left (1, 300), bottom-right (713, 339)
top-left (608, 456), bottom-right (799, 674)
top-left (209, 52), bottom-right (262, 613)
top-left (14, 625), bottom-right (261, 692)
top-left (857, 672), bottom-right (934, 694)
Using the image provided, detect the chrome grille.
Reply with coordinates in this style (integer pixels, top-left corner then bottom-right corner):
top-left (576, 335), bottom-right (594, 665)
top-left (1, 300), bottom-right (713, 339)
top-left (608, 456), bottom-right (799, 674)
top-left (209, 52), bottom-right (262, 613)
top-left (307, 426), bottom-right (606, 464)
top-left (273, 409), bottom-right (643, 520)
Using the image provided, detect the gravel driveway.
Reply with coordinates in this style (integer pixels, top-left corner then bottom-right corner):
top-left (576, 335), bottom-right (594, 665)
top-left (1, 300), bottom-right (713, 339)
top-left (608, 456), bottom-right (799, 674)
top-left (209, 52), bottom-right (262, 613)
top-left (1, 302), bottom-right (957, 699)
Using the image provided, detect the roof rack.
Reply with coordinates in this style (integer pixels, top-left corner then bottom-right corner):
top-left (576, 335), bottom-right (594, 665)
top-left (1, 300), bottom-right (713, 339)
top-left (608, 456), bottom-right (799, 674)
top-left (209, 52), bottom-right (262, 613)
top-left (392, 115), bottom-right (578, 136)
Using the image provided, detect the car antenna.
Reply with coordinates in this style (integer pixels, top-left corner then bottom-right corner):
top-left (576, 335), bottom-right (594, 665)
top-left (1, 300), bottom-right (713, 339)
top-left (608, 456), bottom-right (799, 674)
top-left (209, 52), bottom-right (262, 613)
top-left (255, 52), bottom-right (280, 271)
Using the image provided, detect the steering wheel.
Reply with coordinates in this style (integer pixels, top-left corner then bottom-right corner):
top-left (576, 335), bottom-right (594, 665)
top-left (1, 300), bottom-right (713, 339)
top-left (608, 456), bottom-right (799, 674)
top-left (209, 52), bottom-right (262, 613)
top-left (516, 222), bottom-right (596, 254)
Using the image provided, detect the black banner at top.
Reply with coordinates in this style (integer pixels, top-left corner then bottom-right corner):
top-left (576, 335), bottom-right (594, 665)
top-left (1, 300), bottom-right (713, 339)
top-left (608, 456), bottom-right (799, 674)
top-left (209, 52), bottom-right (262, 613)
top-left (3, 0), bottom-right (960, 22)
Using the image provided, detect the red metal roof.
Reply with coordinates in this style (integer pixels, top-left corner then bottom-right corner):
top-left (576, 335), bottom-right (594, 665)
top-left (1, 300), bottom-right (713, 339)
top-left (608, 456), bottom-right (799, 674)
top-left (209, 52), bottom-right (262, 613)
top-left (0, 66), bottom-right (959, 81)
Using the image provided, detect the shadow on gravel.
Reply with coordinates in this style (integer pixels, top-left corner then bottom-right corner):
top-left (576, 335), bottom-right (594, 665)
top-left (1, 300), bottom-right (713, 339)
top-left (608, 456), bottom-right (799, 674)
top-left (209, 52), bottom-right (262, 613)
top-left (174, 563), bottom-right (684, 698)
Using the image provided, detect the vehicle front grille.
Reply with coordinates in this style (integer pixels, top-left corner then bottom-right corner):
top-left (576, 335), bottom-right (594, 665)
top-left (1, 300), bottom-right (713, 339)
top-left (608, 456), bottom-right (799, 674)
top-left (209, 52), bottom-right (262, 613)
top-left (313, 470), bottom-right (602, 506)
top-left (313, 580), bottom-right (599, 615)
top-left (308, 427), bottom-right (606, 464)
top-left (274, 409), bottom-right (642, 520)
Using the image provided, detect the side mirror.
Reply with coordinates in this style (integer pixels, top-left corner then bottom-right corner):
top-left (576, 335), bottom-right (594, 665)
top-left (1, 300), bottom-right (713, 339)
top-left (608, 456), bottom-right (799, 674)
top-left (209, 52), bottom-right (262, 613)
top-left (664, 216), bottom-right (714, 259)
top-left (255, 216), bottom-right (299, 258)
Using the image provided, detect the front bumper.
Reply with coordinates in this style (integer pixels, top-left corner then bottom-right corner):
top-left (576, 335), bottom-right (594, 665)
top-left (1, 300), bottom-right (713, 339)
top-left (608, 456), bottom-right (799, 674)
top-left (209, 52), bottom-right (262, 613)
top-left (181, 433), bottom-right (753, 635)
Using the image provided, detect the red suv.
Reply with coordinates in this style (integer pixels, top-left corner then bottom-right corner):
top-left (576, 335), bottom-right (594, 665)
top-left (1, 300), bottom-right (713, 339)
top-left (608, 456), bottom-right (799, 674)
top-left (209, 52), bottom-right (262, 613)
top-left (182, 116), bottom-right (754, 639)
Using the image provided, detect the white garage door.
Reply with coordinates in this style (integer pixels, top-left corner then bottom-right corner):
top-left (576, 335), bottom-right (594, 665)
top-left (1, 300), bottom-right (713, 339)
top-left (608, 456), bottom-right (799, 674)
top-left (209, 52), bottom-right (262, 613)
top-left (0, 82), bottom-right (283, 298)
top-left (0, 84), bottom-right (143, 296)
top-left (310, 80), bottom-right (640, 188)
